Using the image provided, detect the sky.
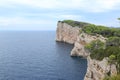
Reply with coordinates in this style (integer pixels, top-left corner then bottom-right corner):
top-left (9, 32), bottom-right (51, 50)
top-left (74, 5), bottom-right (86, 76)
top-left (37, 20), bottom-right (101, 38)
top-left (0, 0), bottom-right (120, 31)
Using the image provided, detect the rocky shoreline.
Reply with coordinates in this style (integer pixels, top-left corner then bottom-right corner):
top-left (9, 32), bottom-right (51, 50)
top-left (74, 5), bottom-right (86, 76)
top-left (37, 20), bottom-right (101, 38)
top-left (56, 21), bottom-right (117, 80)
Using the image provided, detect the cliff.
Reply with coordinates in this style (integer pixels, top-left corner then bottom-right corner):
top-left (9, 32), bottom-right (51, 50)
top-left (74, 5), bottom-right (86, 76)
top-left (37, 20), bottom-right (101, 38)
top-left (56, 20), bottom-right (117, 80)
top-left (85, 57), bottom-right (117, 80)
top-left (71, 32), bottom-right (106, 57)
top-left (56, 21), bottom-right (80, 44)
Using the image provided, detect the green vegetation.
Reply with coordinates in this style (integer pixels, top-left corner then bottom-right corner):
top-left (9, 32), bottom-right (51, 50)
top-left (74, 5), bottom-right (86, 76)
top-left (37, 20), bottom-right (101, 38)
top-left (85, 38), bottom-right (120, 73)
top-left (118, 18), bottom-right (120, 20)
top-left (62, 19), bottom-right (120, 62)
top-left (85, 40), bottom-right (105, 60)
top-left (106, 37), bottom-right (120, 47)
top-left (85, 40), bottom-right (105, 52)
top-left (61, 20), bottom-right (120, 38)
top-left (82, 24), bottom-right (120, 37)
top-left (103, 74), bottom-right (120, 80)
top-left (102, 18), bottom-right (120, 80)
top-left (61, 19), bottom-right (120, 79)
top-left (62, 20), bottom-right (120, 65)
top-left (61, 20), bottom-right (90, 27)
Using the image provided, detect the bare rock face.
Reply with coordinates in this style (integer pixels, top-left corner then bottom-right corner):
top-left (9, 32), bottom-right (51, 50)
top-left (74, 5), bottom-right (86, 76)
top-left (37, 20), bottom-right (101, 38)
top-left (56, 21), bottom-right (117, 80)
top-left (71, 33), bottom-right (106, 57)
top-left (84, 57), bottom-right (117, 80)
top-left (56, 21), bottom-right (80, 44)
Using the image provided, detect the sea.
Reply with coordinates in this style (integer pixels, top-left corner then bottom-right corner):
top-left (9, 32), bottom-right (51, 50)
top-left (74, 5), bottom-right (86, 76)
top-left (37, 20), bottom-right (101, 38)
top-left (0, 31), bottom-right (87, 80)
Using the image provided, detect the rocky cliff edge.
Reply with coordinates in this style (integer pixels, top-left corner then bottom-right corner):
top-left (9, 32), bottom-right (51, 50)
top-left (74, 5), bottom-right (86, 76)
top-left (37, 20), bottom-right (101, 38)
top-left (56, 21), bottom-right (117, 80)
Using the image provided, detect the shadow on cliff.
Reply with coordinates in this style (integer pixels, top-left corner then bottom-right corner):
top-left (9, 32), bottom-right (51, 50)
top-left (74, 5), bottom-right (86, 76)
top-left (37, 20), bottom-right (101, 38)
top-left (55, 42), bottom-right (86, 60)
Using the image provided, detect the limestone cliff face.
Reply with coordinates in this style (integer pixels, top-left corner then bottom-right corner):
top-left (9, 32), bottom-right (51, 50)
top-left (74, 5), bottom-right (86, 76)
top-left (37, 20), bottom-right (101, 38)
top-left (56, 21), bottom-right (117, 80)
top-left (56, 21), bottom-right (80, 44)
top-left (85, 57), bottom-right (117, 80)
top-left (71, 32), bottom-right (106, 57)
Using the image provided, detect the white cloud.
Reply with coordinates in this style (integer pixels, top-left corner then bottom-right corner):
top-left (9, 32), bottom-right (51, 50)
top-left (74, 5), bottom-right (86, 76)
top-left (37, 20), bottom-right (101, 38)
top-left (0, 17), bottom-right (53, 26)
top-left (0, 0), bottom-right (120, 12)
top-left (0, 0), bottom-right (120, 30)
top-left (80, 0), bottom-right (120, 12)
top-left (56, 14), bottom-right (83, 21)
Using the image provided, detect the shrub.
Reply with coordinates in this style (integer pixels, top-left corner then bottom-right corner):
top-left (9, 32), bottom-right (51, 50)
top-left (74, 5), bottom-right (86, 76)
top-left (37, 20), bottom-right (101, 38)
top-left (62, 20), bottom-right (90, 27)
top-left (85, 40), bottom-right (105, 52)
top-left (87, 42), bottom-right (120, 71)
top-left (61, 20), bottom-right (120, 37)
top-left (82, 24), bottom-right (120, 37)
top-left (106, 37), bottom-right (120, 47)
top-left (103, 74), bottom-right (120, 80)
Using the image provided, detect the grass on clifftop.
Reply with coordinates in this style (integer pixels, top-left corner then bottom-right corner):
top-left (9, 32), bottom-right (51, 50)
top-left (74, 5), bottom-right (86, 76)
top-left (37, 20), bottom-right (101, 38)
top-left (103, 74), bottom-right (120, 80)
top-left (61, 20), bottom-right (120, 38)
top-left (82, 24), bottom-right (120, 38)
top-left (61, 20), bottom-right (90, 27)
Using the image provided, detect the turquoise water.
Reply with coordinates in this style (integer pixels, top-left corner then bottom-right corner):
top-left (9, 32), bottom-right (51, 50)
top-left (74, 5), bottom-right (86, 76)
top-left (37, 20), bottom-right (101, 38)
top-left (0, 31), bottom-right (87, 80)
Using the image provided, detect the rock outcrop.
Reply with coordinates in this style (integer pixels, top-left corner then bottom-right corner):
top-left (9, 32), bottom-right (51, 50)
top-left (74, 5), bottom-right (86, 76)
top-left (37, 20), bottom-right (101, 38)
top-left (56, 21), bottom-right (80, 44)
top-left (56, 21), bottom-right (117, 80)
top-left (85, 57), bottom-right (117, 80)
top-left (71, 32), bottom-right (106, 57)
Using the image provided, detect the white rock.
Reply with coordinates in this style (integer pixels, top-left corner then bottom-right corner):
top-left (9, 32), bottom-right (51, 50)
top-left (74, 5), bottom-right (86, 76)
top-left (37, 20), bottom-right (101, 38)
top-left (56, 21), bottom-right (117, 80)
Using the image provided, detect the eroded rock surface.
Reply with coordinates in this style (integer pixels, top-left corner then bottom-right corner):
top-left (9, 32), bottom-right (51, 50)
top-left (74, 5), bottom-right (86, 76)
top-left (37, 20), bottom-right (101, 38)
top-left (56, 21), bottom-right (80, 44)
top-left (56, 21), bottom-right (117, 80)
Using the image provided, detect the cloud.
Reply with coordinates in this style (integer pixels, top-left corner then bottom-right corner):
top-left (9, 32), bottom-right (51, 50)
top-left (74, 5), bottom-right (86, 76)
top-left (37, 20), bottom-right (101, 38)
top-left (0, 0), bottom-right (120, 12)
top-left (0, 0), bottom-right (120, 30)
top-left (0, 17), bottom-right (53, 26)
top-left (80, 0), bottom-right (120, 12)
top-left (56, 14), bottom-right (83, 21)
top-left (0, 16), bottom-right (56, 30)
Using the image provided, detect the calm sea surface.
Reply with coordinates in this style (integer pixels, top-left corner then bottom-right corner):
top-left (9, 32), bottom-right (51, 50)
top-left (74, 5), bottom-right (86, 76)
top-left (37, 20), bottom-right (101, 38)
top-left (0, 31), bottom-right (87, 80)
